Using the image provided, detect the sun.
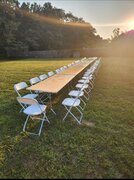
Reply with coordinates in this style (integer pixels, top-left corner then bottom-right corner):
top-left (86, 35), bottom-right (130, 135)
top-left (129, 21), bottom-right (134, 29)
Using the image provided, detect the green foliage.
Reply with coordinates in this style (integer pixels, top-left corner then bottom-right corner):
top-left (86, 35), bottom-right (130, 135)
top-left (0, 2), bottom-right (20, 55)
top-left (0, 1), bottom-right (107, 58)
top-left (0, 57), bottom-right (134, 178)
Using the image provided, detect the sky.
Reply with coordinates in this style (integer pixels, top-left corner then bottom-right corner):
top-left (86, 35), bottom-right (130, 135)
top-left (19, 0), bottom-right (134, 39)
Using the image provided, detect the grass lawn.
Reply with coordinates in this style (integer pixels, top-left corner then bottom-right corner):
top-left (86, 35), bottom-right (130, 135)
top-left (0, 57), bottom-right (134, 178)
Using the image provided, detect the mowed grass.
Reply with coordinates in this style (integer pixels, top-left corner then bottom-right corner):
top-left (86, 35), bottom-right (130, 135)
top-left (0, 57), bottom-right (134, 178)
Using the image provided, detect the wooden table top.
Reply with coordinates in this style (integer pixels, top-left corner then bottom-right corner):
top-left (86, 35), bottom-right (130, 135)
top-left (27, 60), bottom-right (93, 93)
top-left (59, 61), bottom-right (93, 75)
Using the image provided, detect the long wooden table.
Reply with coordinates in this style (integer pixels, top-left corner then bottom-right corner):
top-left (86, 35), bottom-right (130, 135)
top-left (27, 60), bottom-right (94, 93)
top-left (58, 61), bottom-right (93, 75)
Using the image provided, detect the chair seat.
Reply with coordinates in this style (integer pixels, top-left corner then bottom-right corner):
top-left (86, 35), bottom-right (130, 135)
top-left (69, 90), bottom-right (84, 97)
top-left (84, 72), bottom-right (92, 76)
top-left (22, 93), bottom-right (38, 99)
top-left (83, 73), bottom-right (90, 77)
top-left (76, 83), bottom-right (88, 89)
top-left (86, 71), bottom-right (92, 74)
top-left (78, 79), bottom-right (89, 84)
top-left (82, 76), bottom-right (93, 80)
top-left (24, 104), bottom-right (47, 116)
top-left (62, 98), bottom-right (80, 107)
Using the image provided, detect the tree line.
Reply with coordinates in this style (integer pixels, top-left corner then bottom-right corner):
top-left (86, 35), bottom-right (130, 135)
top-left (108, 28), bottom-right (134, 56)
top-left (0, 0), bottom-right (107, 58)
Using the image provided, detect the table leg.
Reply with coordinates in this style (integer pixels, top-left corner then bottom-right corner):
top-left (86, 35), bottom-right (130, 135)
top-left (49, 93), bottom-right (56, 115)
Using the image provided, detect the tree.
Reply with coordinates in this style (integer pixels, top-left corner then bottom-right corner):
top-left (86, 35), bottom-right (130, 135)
top-left (111, 28), bottom-right (120, 40)
top-left (0, 2), bottom-right (20, 56)
top-left (20, 2), bottom-right (30, 11)
top-left (0, 0), bottom-right (19, 8)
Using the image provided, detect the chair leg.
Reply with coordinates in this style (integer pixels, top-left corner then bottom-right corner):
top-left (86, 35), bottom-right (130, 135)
top-left (50, 108), bottom-right (56, 115)
top-left (75, 106), bottom-right (83, 123)
top-left (89, 81), bottom-right (94, 89)
top-left (83, 89), bottom-right (90, 100)
top-left (79, 97), bottom-right (86, 110)
top-left (63, 105), bottom-right (83, 124)
top-left (38, 119), bottom-right (44, 136)
top-left (69, 95), bottom-right (86, 110)
top-left (63, 106), bottom-right (71, 121)
top-left (49, 94), bottom-right (56, 115)
top-left (23, 114), bottom-right (49, 136)
top-left (23, 115), bottom-right (30, 132)
top-left (43, 113), bottom-right (50, 124)
top-left (19, 102), bottom-right (27, 113)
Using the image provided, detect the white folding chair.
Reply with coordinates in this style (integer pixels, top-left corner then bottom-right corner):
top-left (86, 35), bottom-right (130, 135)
top-left (29, 77), bottom-right (40, 85)
top-left (62, 97), bottom-right (83, 124)
top-left (68, 89), bottom-right (86, 110)
top-left (55, 69), bottom-right (61, 74)
top-left (59, 67), bottom-right (65, 72)
top-left (14, 82), bottom-right (38, 112)
top-left (63, 66), bottom-right (67, 69)
top-left (39, 74), bottom-right (48, 81)
top-left (29, 76), bottom-right (42, 94)
top-left (79, 75), bottom-right (94, 89)
top-left (29, 77), bottom-right (48, 103)
top-left (67, 64), bottom-right (72, 68)
top-left (75, 83), bottom-right (91, 100)
top-left (48, 71), bottom-right (55, 77)
top-left (17, 97), bottom-right (50, 136)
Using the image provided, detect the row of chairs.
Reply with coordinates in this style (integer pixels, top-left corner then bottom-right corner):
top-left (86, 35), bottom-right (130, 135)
top-left (14, 57), bottom-right (91, 136)
top-left (62, 58), bottom-right (101, 124)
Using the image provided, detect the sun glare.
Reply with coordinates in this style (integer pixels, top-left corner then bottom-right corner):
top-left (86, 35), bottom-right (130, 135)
top-left (129, 21), bottom-right (134, 29)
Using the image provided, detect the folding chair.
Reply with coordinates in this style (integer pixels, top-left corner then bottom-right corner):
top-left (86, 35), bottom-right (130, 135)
top-left (17, 97), bottom-right (50, 136)
top-left (63, 66), bottom-right (67, 69)
top-left (75, 83), bottom-right (91, 100)
top-left (62, 95), bottom-right (83, 124)
top-left (48, 71), bottom-right (55, 77)
top-left (67, 64), bottom-right (72, 68)
top-left (55, 69), bottom-right (61, 74)
top-left (39, 74), bottom-right (48, 81)
top-left (80, 75), bottom-right (94, 89)
top-left (59, 67), bottom-right (65, 72)
top-left (30, 77), bottom-right (40, 85)
top-left (29, 77), bottom-right (48, 103)
top-left (68, 89), bottom-right (86, 110)
top-left (14, 82), bottom-right (38, 112)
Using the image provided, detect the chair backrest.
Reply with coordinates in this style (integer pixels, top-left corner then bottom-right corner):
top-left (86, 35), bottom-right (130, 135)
top-left (14, 82), bottom-right (28, 97)
top-left (55, 69), bottom-right (61, 74)
top-left (39, 74), bottom-right (48, 81)
top-left (60, 67), bottom-right (64, 71)
top-left (17, 97), bottom-right (38, 106)
top-left (30, 77), bottom-right (40, 85)
top-left (48, 71), bottom-right (55, 77)
top-left (63, 66), bottom-right (67, 69)
top-left (17, 97), bottom-right (44, 113)
top-left (67, 64), bottom-right (71, 67)
top-left (71, 88), bottom-right (83, 107)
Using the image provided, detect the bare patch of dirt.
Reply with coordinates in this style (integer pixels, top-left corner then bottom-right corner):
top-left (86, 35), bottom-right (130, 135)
top-left (82, 120), bottom-right (95, 127)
